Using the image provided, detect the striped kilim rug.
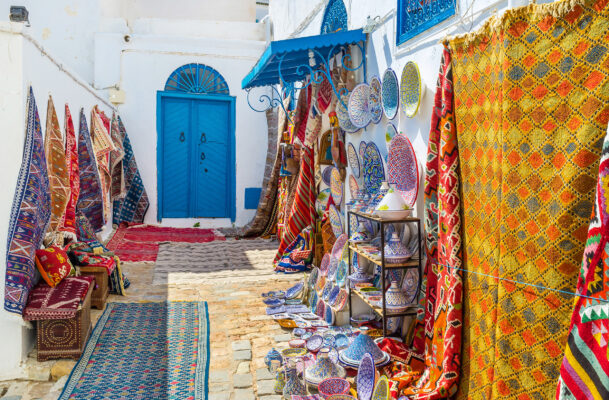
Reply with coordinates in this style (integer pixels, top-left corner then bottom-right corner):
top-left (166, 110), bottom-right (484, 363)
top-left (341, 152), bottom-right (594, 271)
top-left (59, 302), bottom-right (209, 400)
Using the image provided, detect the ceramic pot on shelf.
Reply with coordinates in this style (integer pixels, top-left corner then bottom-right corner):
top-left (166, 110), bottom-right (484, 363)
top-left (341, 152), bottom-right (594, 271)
top-left (374, 186), bottom-right (413, 219)
top-left (384, 232), bottom-right (414, 264)
top-left (385, 281), bottom-right (410, 312)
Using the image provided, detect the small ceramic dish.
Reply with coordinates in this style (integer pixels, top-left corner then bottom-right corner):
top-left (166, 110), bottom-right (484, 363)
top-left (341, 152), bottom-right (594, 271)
top-left (318, 377), bottom-right (351, 399)
top-left (362, 291), bottom-right (382, 298)
top-left (293, 328), bottom-right (307, 337)
top-left (289, 339), bottom-right (306, 349)
top-left (277, 319), bottom-right (298, 329)
top-left (334, 333), bottom-right (350, 349)
top-left (355, 283), bottom-right (373, 289)
top-left (281, 347), bottom-right (307, 359)
top-left (301, 331), bottom-right (313, 340)
top-left (307, 334), bottom-right (324, 352)
top-left (360, 287), bottom-right (380, 293)
top-left (263, 298), bottom-right (285, 307)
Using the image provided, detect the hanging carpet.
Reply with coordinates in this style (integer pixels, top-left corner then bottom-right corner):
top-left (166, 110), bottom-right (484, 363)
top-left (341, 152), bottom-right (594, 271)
top-left (106, 225), bottom-right (225, 262)
top-left (557, 124), bottom-right (609, 399)
top-left (58, 302), bottom-right (210, 400)
top-left (112, 116), bottom-right (149, 225)
top-left (44, 96), bottom-right (70, 241)
top-left (76, 109), bottom-right (104, 232)
top-left (60, 105), bottom-right (80, 237)
top-left (448, 0), bottom-right (609, 398)
top-left (109, 113), bottom-right (125, 201)
top-left (4, 87), bottom-right (51, 314)
top-left (90, 106), bottom-right (115, 223)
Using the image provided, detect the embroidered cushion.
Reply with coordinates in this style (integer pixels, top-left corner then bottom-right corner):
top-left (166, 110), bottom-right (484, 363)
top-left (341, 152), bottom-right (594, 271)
top-left (35, 246), bottom-right (75, 287)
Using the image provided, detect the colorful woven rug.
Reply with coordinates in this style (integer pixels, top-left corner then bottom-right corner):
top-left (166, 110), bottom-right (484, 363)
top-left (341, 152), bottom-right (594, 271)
top-left (59, 302), bottom-right (210, 400)
top-left (23, 276), bottom-right (94, 321)
top-left (60, 105), bottom-right (80, 237)
top-left (109, 113), bottom-right (125, 201)
top-left (449, 0), bottom-right (609, 398)
top-left (112, 116), bottom-right (150, 225)
top-left (76, 108), bottom-right (104, 232)
top-left (557, 125), bottom-right (609, 399)
top-left (4, 87), bottom-right (51, 314)
top-left (107, 225), bottom-right (225, 262)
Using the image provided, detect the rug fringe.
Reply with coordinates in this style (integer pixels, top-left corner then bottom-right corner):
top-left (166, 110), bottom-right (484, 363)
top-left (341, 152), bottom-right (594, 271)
top-left (446, 0), bottom-right (599, 50)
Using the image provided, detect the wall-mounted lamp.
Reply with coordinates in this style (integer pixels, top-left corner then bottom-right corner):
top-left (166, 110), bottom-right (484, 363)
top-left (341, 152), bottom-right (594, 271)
top-left (362, 16), bottom-right (380, 34)
top-left (9, 6), bottom-right (29, 26)
top-left (308, 49), bottom-right (316, 67)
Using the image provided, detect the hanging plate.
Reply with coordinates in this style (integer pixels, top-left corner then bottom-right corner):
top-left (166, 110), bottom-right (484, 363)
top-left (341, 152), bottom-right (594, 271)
top-left (330, 167), bottom-right (344, 205)
top-left (349, 175), bottom-right (359, 199)
top-left (337, 94), bottom-right (359, 133)
top-left (362, 142), bottom-right (385, 194)
top-left (331, 233), bottom-right (348, 261)
top-left (369, 75), bottom-right (383, 124)
top-left (337, 259), bottom-right (348, 287)
top-left (322, 166), bottom-right (333, 186)
top-left (381, 68), bottom-right (399, 120)
top-left (347, 142), bottom-right (360, 179)
top-left (387, 134), bottom-right (419, 207)
top-left (320, 253), bottom-right (331, 276)
top-left (348, 83), bottom-right (372, 129)
top-left (328, 204), bottom-right (344, 237)
top-left (359, 141), bottom-right (367, 161)
top-left (401, 268), bottom-right (419, 304)
top-left (400, 61), bottom-right (422, 118)
top-left (385, 123), bottom-right (398, 152)
top-left (316, 188), bottom-right (331, 216)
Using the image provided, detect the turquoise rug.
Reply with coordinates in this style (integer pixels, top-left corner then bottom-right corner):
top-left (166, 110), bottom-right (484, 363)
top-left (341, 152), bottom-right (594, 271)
top-left (59, 302), bottom-right (210, 399)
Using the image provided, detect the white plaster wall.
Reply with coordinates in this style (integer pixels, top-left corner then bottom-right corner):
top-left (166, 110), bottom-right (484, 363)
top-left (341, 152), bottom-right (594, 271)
top-left (95, 32), bottom-right (268, 227)
top-left (0, 23), bottom-right (113, 379)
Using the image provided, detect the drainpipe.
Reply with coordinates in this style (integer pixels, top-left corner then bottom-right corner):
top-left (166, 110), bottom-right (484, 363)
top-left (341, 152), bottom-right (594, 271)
top-left (260, 14), bottom-right (272, 44)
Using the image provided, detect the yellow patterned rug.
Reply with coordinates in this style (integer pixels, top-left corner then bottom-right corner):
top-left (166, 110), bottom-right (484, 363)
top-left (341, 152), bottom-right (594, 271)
top-left (449, 0), bottom-right (609, 398)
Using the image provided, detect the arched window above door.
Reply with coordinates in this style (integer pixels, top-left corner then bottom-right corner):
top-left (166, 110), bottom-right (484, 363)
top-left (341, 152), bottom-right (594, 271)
top-left (320, 0), bottom-right (348, 35)
top-left (165, 63), bottom-right (230, 95)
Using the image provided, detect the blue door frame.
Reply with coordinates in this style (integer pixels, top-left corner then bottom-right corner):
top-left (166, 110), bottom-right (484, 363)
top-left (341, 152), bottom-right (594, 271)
top-left (156, 91), bottom-right (236, 222)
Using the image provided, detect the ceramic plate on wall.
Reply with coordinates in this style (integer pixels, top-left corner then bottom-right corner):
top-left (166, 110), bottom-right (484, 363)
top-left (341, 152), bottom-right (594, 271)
top-left (385, 123), bottom-right (398, 152)
top-left (348, 83), bottom-right (372, 129)
top-left (347, 142), bottom-right (360, 179)
top-left (369, 75), bottom-right (383, 124)
top-left (382, 68), bottom-right (399, 120)
top-left (362, 142), bottom-right (385, 194)
top-left (330, 167), bottom-right (344, 205)
top-left (400, 61), bottom-right (422, 118)
top-left (349, 175), bottom-right (359, 199)
top-left (401, 268), bottom-right (419, 303)
top-left (387, 134), bottom-right (419, 207)
top-left (328, 204), bottom-right (344, 237)
top-left (337, 93), bottom-right (359, 133)
top-left (322, 166), bottom-right (333, 186)
top-left (359, 141), bottom-right (367, 162)
top-left (315, 188), bottom-right (331, 216)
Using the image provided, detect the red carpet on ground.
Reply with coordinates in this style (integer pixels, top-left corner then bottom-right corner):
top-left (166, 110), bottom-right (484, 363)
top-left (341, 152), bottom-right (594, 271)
top-left (106, 225), bottom-right (225, 262)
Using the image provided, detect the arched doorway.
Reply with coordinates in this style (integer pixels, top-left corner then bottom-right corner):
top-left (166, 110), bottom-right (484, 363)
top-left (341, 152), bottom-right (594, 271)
top-left (320, 0), bottom-right (348, 35)
top-left (157, 63), bottom-right (236, 221)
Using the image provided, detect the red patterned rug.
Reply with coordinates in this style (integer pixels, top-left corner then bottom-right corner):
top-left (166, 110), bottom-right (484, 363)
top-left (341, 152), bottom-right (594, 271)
top-left (106, 225), bottom-right (225, 262)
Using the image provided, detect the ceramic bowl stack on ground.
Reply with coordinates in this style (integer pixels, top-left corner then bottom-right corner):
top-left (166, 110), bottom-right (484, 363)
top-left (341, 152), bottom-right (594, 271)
top-left (304, 348), bottom-right (347, 387)
top-left (338, 333), bottom-right (390, 368)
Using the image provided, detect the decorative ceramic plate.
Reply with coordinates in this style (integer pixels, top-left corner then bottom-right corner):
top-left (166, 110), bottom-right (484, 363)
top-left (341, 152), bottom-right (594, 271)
top-left (401, 268), bottom-right (419, 303)
top-left (334, 289), bottom-right (349, 311)
top-left (332, 234), bottom-right (348, 261)
top-left (362, 142), bottom-right (385, 194)
top-left (347, 142), bottom-right (360, 179)
top-left (286, 282), bottom-right (304, 299)
top-left (316, 188), bottom-right (331, 217)
top-left (328, 204), bottom-right (343, 237)
top-left (328, 257), bottom-right (339, 281)
top-left (294, 327), bottom-right (307, 337)
top-left (382, 68), bottom-right (399, 120)
top-left (337, 259), bottom-right (348, 287)
top-left (372, 376), bottom-right (389, 400)
top-left (323, 333), bottom-right (336, 348)
top-left (335, 333), bottom-right (350, 349)
top-left (307, 334), bottom-right (324, 352)
top-left (387, 134), bottom-right (419, 207)
top-left (320, 253), bottom-right (331, 276)
top-left (337, 94), bottom-right (360, 133)
top-left (385, 123), bottom-right (398, 152)
top-left (348, 83), bottom-right (372, 128)
top-left (328, 347), bottom-right (340, 364)
top-left (369, 75), bottom-right (383, 124)
top-left (282, 347), bottom-right (307, 358)
top-left (359, 141), bottom-right (367, 162)
top-left (302, 331), bottom-right (313, 340)
top-left (400, 61), bottom-right (422, 118)
top-left (322, 281), bottom-right (333, 301)
top-left (322, 166), bottom-right (333, 186)
top-left (325, 304), bottom-right (335, 325)
top-left (348, 175), bottom-right (359, 199)
top-left (309, 267), bottom-right (319, 289)
top-left (330, 167), bottom-right (344, 205)
top-left (263, 298), bottom-right (284, 307)
top-left (329, 285), bottom-right (340, 306)
top-left (316, 299), bottom-right (326, 318)
top-left (316, 275), bottom-right (327, 294)
top-left (357, 353), bottom-right (376, 400)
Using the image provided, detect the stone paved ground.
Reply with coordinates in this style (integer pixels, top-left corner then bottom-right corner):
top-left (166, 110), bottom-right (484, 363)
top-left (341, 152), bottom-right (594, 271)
top-left (0, 239), bottom-right (302, 400)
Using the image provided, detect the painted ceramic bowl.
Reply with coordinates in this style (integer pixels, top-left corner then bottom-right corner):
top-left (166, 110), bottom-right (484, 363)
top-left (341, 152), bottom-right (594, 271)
top-left (368, 75), bottom-right (383, 124)
top-left (263, 298), bottom-right (285, 307)
top-left (372, 376), bottom-right (389, 400)
top-left (307, 334), bottom-right (324, 352)
top-left (337, 94), bottom-right (360, 133)
top-left (348, 83), bottom-right (372, 129)
top-left (356, 353), bottom-right (376, 400)
top-left (289, 339), bottom-right (306, 348)
top-left (400, 61), bottom-right (422, 118)
top-left (334, 333), bottom-right (350, 349)
top-left (281, 348), bottom-right (307, 359)
top-left (381, 68), bottom-right (399, 120)
top-left (360, 286), bottom-right (380, 293)
top-left (318, 377), bottom-right (351, 399)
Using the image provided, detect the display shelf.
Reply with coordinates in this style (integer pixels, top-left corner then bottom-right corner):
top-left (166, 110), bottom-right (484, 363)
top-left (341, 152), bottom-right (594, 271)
top-left (352, 289), bottom-right (420, 318)
top-left (347, 210), bottom-right (423, 337)
top-left (348, 245), bottom-right (419, 269)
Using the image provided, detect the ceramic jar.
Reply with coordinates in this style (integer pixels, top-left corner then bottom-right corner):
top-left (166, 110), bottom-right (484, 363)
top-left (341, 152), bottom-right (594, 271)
top-left (283, 360), bottom-right (306, 397)
top-left (384, 232), bottom-right (413, 263)
top-left (304, 348), bottom-right (346, 386)
top-left (385, 281), bottom-right (410, 312)
top-left (265, 348), bottom-right (283, 369)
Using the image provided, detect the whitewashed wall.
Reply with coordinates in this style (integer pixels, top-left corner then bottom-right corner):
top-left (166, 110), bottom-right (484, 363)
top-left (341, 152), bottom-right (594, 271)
top-left (0, 22), bottom-right (114, 380)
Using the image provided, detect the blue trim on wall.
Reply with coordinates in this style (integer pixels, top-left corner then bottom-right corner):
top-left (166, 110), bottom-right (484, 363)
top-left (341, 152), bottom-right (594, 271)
top-left (156, 91), bottom-right (237, 222)
top-left (244, 188), bottom-right (262, 210)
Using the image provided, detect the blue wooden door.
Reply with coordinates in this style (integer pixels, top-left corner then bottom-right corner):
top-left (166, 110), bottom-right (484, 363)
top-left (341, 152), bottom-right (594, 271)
top-left (158, 93), bottom-right (235, 220)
